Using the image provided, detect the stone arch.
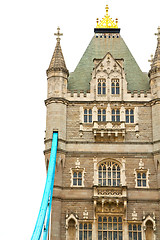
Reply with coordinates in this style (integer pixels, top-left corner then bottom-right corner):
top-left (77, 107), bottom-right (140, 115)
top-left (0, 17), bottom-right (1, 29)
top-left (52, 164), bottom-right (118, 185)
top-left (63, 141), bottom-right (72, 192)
top-left (142, 215), bottom-right (156, 240)
top-left (66, 214), bottom-right (78, 240)
top-left (93, 157), bottom-right (126, 186)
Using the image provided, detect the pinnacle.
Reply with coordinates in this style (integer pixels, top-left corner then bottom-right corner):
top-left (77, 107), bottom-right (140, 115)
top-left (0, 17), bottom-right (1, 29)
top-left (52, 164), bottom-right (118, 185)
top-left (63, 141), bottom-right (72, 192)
top-left (151, 26), bottom-right (160, 70)
top-left (47, 29), bottom-right (69, 76)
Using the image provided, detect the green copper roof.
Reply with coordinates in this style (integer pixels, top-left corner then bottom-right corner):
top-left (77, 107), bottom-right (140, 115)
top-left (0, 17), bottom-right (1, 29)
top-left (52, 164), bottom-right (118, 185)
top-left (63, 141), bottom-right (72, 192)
top-left (68, 34), bottom-right (150, 92)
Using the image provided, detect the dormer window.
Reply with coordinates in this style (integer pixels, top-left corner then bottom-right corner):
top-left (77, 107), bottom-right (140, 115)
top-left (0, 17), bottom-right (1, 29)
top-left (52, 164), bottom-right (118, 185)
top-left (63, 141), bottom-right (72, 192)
top-left (98, 79), bottom-right (106, 95)
top-left (111, 79), bottom-right (120, 95)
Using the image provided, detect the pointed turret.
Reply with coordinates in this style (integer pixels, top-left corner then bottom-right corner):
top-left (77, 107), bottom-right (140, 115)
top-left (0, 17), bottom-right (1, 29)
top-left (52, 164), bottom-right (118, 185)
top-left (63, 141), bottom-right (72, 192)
top-left (46, 27), bottom-right (69, 98)
top-left (149, 26), bottom-right (160, 98)
top-left (150, 26), bottom-right (160, 72)
top-left (47, 27), bottom-right (69, 77)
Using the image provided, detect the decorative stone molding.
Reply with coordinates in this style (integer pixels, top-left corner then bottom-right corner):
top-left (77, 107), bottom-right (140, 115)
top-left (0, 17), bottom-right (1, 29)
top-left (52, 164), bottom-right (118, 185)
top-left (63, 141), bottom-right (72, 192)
top-left (132, 208), bottom-right (137, 220)
top-left (70, 159), bottom-right (85, 187)
top-left (142, 214), bottom-right (156, 240)
top-left (83, 208), bottom-right (89, 219)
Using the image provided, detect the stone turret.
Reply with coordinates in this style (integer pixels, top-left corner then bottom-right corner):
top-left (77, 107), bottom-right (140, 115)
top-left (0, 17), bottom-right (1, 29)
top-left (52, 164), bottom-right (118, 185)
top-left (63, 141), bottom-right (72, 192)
top-left (46, 27), bottom-right (69, 98)
top-left (149, 26), bottom-right (160, 98)
top-left (45, 27), bottom-right (68, 240)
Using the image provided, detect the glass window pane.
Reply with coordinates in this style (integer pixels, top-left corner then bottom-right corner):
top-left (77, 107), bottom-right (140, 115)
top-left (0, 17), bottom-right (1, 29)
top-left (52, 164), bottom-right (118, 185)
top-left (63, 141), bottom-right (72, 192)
top-left (126, 110), bottom-right (129, 115)
top-left (118, 217), bottom-right (122, 222)
top-left (137, 180), bottom-right (141, 186)
top-left (78, 179), bottom-right (82, 186)
top-left (103, 223), bottom-right (107, 230)
top-left (89, 115), bottom-right (92, 123)
top-left (142, 173), bottom-right (146, 179)
top-left (79, 231), bottom-right (82, 240)
top-left (98, 231), bottom-right (102, 240)
top-left (133, 225), bottom-right (137, 231)
top-left (78, 172), bottom-right (82, 177)
top-left (98, 223), bottom-right (102, 230)
top-left (130, 109), bottom-right (134, 114)
top-left (112, 116), bottom-right (115, 122)
top-left (84, 223), bottom-right (87, 229)
top-left (84, 231), bottom-right (87, 240)
top-left (108, 217), bottom-right (112, 222)
top-left (130, 115), bottom-right (134, 123)
top-left (73, 172), bottom-right (77, 177)
top-left (79, 223), bottom-right (83, 229)
top-left (129, 224), bottom-right (132, 230)
top-left (98, 217), bottom-right (102, 222)
top-left (108, 223), bottom-right (112, 230)
top-left (73, 179), bottom-right (77, 185)
top-left (137, 173), bottom-right (141, 178)
top-left (84, 115), bottom-right (87, 122)
top-left (108, 231), bottom-right (112, 240)
top-left (103, 231), bottom-right (107, 240)
top-left (103, 179), bottom-right (106, 186)
top-left (138, 232), bottom-right (142, 240)
top-left (129, 232), bottom-right (132, 240)
top-left (126, 116), bottom-right (129, 123)
top-left (118, 223), bottom-right (122, 230)
top-left (143, 180), bottom-right (146, 187)
top-left (84, 109), bottom-right (87, 114)
top-left (113, 231), bottom-right (117, 239)
top-left (89, 231), bottom-right (92, 240)
top-left (133, 232), bottom-right (137, 240)
top-left (119, 231), bottom-right (123, 240)
top-left (116, 115), bottom-right (120, 122)
top-left (113, 223), bottom-right (117, 230)
top-left (116, 86), bottom-right (119, 94)
top-left (89, 223), bottom-right (92, 229)
top-left (138, 225), bottom-right (141, 231)
top-left (108, 179), bottom-right (111, 186)
top-left (113, 217), bottom-right (117, 222)
top-left (89, 109), bottom-right (92, 114)
top-left (103, 217), bottom-right (107, 222)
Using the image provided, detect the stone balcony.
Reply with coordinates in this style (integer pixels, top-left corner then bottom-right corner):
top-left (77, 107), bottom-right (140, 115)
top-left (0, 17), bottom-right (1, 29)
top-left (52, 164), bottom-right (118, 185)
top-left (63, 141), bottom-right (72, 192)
top-left (92, 121), bottom-right (126, 138)
top-left (93, 186), bottom-right (127, 213)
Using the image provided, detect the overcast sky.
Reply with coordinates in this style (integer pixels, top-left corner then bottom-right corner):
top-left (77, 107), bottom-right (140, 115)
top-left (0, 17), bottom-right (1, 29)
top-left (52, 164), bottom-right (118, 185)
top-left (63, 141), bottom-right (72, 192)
top-left (0, 0), bottom-right (159, 239)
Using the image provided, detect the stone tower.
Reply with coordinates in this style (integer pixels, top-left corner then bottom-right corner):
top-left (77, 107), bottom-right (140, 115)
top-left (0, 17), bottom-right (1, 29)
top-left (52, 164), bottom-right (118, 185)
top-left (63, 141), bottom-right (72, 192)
top-left (45, 6), bottom-right (160, 240)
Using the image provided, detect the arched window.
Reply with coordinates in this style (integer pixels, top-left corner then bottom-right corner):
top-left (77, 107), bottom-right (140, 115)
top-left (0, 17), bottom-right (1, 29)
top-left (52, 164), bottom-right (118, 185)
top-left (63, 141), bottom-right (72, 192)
top-left (111, 82), bottom-right (115, 94)
top-left (98, 82), bottom-right (101, 95)
top-left (98, 161), bottom-right (121, 186)
top-left (102, 82), bottom-right (106, 94)
top-left (111, 79), bottom-right (120, 95)
top-left (98, 79), bottom-right (106, 95)
top-left (116, 82), bottom-right (120, 94)
top-left (98, 216), bottom-right (123, 240)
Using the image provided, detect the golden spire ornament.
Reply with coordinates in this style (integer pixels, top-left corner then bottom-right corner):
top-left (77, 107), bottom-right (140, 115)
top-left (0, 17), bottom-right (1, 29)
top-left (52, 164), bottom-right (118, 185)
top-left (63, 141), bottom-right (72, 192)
top-left (96, 5), bottom-right (118, 29)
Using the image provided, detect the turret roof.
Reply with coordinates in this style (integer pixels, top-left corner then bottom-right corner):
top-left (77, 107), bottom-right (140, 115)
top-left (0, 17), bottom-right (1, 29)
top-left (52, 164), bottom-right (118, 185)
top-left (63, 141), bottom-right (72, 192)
top-left (47, 27), bottom-right (68, 76)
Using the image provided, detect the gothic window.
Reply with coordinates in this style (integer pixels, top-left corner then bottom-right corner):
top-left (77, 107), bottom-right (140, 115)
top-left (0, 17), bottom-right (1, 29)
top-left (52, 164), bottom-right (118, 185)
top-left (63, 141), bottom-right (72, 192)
top-left (128, 224), bottom-right (142, 240)
top-left (126, 109), bottom-right (134, 123)
top-left (84, 109), bottom-right (92, 123)
top-left (112, 109), bottom-right (120, 122)
top-left (111, 79), bottom-right (120, 95)
top-left (79, 223), bottom-right (92, 240)
top-left (98, 161), bottom-right (121, 186)
top-left (73, 171), bottom-right (82, 186)
top-left (98, 216), bottom-right (123, 240)
top-left (134, 160), bottom-right (149, 188)
top-left (98, 109), bottom-right (106, 122)
top-left (98, 79), bottom-right (106, 95)
top-left (137, 172), bottom-right (147, 187)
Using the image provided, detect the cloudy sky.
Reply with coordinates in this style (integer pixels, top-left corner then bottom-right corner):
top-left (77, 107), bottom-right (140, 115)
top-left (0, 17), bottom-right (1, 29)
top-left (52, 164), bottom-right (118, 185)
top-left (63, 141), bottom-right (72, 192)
top-left (0, 0), bottom-right (159, 239)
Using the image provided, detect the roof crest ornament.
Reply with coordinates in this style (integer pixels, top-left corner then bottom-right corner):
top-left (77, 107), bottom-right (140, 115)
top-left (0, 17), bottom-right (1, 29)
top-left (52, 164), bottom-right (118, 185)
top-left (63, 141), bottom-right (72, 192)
top-left (96, 5), bottom-right (118, 29)
top-left (54, 26), bottom-right (63, 41)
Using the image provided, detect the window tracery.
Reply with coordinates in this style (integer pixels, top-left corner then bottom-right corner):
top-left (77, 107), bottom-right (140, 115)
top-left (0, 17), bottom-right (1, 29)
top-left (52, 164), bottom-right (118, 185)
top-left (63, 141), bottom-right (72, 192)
top-left (98, 216), bottom-right (123, 240)
top-left (98, 161), bottom-right (121, 186)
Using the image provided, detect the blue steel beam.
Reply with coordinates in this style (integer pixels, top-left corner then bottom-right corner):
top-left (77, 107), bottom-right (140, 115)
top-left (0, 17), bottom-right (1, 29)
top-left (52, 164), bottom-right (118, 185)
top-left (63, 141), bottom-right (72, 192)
top-left (31, 131), bottom-right (58, 240)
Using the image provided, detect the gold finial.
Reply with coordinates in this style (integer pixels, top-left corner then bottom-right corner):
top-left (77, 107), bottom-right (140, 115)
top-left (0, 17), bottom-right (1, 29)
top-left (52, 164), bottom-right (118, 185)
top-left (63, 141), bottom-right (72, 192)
top-left (54, 27), bottom-right (63, 41)
top-left (96, 5), bottom-right (118, 29)
top-left (105, 5), bottom-right (109, 14)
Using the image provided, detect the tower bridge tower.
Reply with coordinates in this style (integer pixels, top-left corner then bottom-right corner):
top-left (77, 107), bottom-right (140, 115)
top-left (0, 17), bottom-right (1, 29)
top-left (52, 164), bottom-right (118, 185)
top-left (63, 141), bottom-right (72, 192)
top-left (44, 5), bottom-right (160, 240)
